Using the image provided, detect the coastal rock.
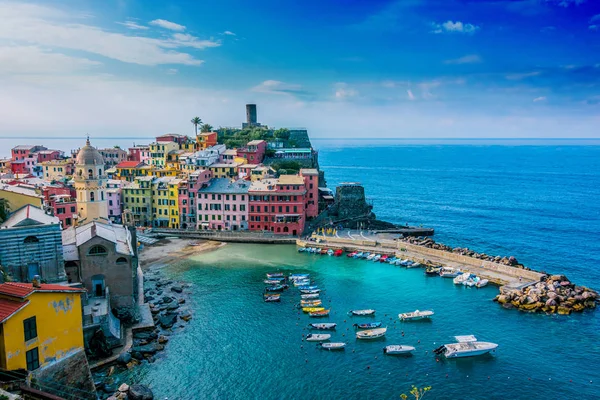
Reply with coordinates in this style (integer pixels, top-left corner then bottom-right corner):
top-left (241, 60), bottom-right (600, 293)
top-left (171, 285), bottom-right (183, 293)
top-left (131, 343), bottom-right (159, 355)
top-left (178, 298), bottom-right (186, 304)
top-left (117, 352), bottom-right (132, 365)
top-left (158, 335), bottom-right (169, 344)
top-left (118, 383), bottom-right (130, 392)
top-left (557, 306), bottom-right (572, 315)
top-left (496, 295), bottom-right (509, 304)
top-left (128, 384), bottom-right (154, 400)
top-left (133, 331), bottom-right (158, 341)
top-left (159, 313), bottom-right (178, 329)
top-left (180, 312), bottom-right (192, 322)
top-left (167, 303), bottom-right (179, 311)
top-left (131, 351), bottom-right (144, 360)
top-left (545, 299), bottom-right (557, 307)
top-left (572, 304), bottom-right (585, 312)
top-left (162, 296), bottom-right (173, 304)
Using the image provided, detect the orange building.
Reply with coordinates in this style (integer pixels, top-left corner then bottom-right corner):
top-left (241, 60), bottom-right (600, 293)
top-left (197, 132), bottom-right (218, 150)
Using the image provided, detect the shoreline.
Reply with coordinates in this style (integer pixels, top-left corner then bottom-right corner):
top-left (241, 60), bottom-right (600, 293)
top-left (139, 237), bottom-right (226, 270)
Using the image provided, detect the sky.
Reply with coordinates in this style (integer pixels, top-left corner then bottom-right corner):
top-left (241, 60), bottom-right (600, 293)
top-left (0, 0), bottom-right (599, 139)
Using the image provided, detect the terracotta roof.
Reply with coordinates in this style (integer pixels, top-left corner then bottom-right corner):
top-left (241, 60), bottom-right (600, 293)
top-left (116, 161), bottom-right (144, 168)
top-left (0, 282), bottom-right (85, 299)
top-left (0, 298), bottom-right (29, 323)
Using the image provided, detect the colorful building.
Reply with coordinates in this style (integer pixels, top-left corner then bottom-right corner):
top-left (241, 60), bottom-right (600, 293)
top-left (122, 176), bottom-right (153, 226)
top-left (237, 140), bottom-right (267, 164)
top-left (115, 161), bottom-right (151, 182)
top-left (0, 205), bottom-right (66, 282)
top-left (248, 175), bottom-right (306, 235)
top-left (207, 162), bottom-right (241, 179)
top-left (127, 145), bottom-right (150, 164)
top-left (98, 147), bottom-right (128, 166)
top-left (0, 183), bottom-right (44, 211)
top-left (300, 168), bottom-right (319, 218)
top-left (40, 159), bottom-right (75, 182)
top-left (152, 177), bottom-right (180, 228)
top-left (197, 178), bottom-right (250, 230)
top-left (0, 282), bottom-right (85, 372)
top-left (196, 132), bottom-right (218, 150)
top-left (149, 141), bottom-right (178, 168)
top-left (73, 139), bottom-right (108, 223)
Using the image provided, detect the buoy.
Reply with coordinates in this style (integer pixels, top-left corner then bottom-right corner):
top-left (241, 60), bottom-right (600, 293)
top-left (418, 340), bottom-right (420, 343)
top-left (446, 374), bottom-right (448, 378)
top-left (367, 366), bottom-right (370, 369)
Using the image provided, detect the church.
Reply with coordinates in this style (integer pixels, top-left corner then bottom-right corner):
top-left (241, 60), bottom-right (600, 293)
top-left (73, 137), bottom-right (108, 223)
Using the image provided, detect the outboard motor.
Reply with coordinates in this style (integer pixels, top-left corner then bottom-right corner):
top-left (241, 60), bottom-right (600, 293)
top-left (433, 345), bottom-right (446, 355)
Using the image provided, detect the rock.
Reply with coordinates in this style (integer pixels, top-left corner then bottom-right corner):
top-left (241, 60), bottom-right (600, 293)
top-left (178, 298), bottom-right (186, 304)
top-left (162, 296), bottom-right (173, 304)
top-left (119, 383), bottom-right (130, 392)
top-left (545, 299), bottom-right (557, 307)
top-left (550, 274), bottom-right (566, 282)
top-left (131, 343), bottom-right (160, 355)
top-left (180, 312), bottom-right (192, 322)
top-left (584, 300), bottom-right (596, 309)
top-left (496, 295), bottom-right (509, 304)
top-left (133, 331), bottom-right (158, 341)
top-left (131, 351), bottom-right (144, 360)
top-left (572, 303), bottom-right (585, 312)
top-left (117, 352), bottom-right (132, 365)
top-left (171, 286), bottom-right (183, 293)
top-left (557, 306), bottom-right (572, 315)
top-left (126, 360), bottom-right (139, 369)
top-left (167, 303), bottom-right (179, 311)
top-left (502, 303), bottom-right (515, 310)
top-left (159, 313), bottom-right (178, 329)
top-left (128, 384), bottom-right (154, 400)
top-left (116, 393), bottom-right (127, 400)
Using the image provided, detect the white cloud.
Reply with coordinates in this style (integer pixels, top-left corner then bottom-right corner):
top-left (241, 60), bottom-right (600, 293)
top-left (556, 0), bottom-right (587, 7)
top-left (223, 31), bottom-right (236, 36)
top-left (149, 19), bottom-right (186, 31)
top-left (506, 71), bottom-right (541, 80)
top-left (166, 68), bottom-right (178, 75)
top-left (407, 89), bottom-right (415, 100)
top-left (334, 83), bottom-right (358, 100)
top-left (444, 54), bottom-right (482, 64)
top-left (253, 80), bottom-right (301, 93)
top-left (0, 2), bottom-right (219, 66)
top-left (117, 20), bottom-right (148, 30)
top-left (533, 96), bottom-right (547, 102)
top-left (0, 45), bottom-right (101, 74)
top-left (432, 20), bottom-right (480, 34)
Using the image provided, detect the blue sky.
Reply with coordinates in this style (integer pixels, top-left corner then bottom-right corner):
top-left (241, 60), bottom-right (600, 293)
top-left (0, 0), bottom-right (599, 138)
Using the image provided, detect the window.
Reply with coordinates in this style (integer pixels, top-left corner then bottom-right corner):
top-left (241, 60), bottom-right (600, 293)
top-left (24, 317), bottom-right (37, 341)
top-left (90, 192), bottom-right (95, 202)
top-left (26, 348), bottom-right (39, 371)
top-left (116, 257), bottom-right (127, 264)
top-left (88, 245), bottom-right (108, 256)
top-left (24, 236), bottom-right (39, 244)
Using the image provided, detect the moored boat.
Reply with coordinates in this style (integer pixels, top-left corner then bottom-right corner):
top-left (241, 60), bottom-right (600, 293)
top-left (309, 322), bottom-right (337, 330)
top-left (454, 273), bottom-right (471, 285)
top-left (354, 252), bottom-right (364, 258)
top-left (439, 267), bottom-right (461, 278)
top-left (348, 309), bottom-right (376, 316)
top-left (379, 254), bottom-right (389, 262)
top-left (265, 284), bottom-right (288, 292)
top-left (309, 309), bottom-right (330, 317)
top-left (300, 299), bottom-right (322, 307)
top-left (293, 279), bottom-right (311, 287)
top-left (302, 307), bottom-right (325, 313)
top-left (320, 249), bottom-right (328, 255)
top-left (266, 272), bottom-right (284, 279)
top-left (305, 333), bottom-right (331, 342)
top-left (301, 293), bottom-right (319, 299)
top-left (327, 249), bottom-right (334, 256)
top-left (298, 285), bottom-right (318, 290)
top-left (356, 327), bottom-right (387, 340)
top-left (264, 295), bottom-right (280, 302)
top-left (476, 279), bottom-right (489, 288)
top-left (383, 345), bottom-right (416, 355)
top-left (264, 279), bottom-right (282, 284)
top-left (347, 251), bottom-right (358, 258)
top-left (289, 273), bottom-right (310, 279)
top-left (425, 266), bottom-right (442, 276)
top-left (361, 252), bottom-right (371, 259)
top-left (318, 342), bottom-right (346, 351)
top-left (334, 249), bottom-right (343, 257)
top-left (372, 254), bottom-right (381, 262)
top-left (353, 322), bottom-right (382, 329)
top-left (297, 247), bottom-right (306, 253)
top-left (366, 253), bottom-right (376, 260)
top-left (433, 335), bottom-right (498, 358)
top-left (300, 289), bottom-right (321, 294)
top-left (399, 310), bottom-right (434, 321)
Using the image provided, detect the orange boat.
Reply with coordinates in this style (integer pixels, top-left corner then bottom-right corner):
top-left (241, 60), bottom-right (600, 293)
top-left (309, 309), bottom-right (331, 317)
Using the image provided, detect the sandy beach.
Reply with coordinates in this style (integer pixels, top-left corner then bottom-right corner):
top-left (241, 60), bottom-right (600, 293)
top-left (138, 237), bottom-right (225, 270)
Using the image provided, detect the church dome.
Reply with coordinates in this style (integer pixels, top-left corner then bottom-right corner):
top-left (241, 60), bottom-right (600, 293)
top-left (76, 138), bottom-right (104, 165)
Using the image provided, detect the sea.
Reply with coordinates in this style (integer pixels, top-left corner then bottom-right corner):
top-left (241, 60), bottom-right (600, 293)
top-left (2, 137), bottom-right (599, 399)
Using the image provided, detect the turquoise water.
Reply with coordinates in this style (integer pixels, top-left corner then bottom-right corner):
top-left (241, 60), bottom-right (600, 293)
top-left (128, 244), bottom-right (599, 399)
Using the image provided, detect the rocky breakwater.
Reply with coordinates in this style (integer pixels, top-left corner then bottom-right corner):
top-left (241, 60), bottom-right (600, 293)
top-left (400, 237), bottom-right (529, 269)
top-left (95, 269), bottom-right (193, 399)
top-left (494, 274), bottom-right (598, 315)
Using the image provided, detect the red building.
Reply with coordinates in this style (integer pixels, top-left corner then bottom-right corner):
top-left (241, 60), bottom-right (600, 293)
top-left (248, 175), bottom-right (306, 235)
top-left (197, 132), bottom-right (218, 150)
top-left (10, 161), bottom-right (28, 175)
top-left (10, 145), bottom-right (46, 162)
top-left (156, 133), bottom-right (189, 145)
top-left (300, 169), bottom-right (319, 218)
top-left (237, 140), bottom-right (267, 164)
top-left (36, 150), bottom-right (62, 163)
top-left (128, 145), bottom-right (150, 163)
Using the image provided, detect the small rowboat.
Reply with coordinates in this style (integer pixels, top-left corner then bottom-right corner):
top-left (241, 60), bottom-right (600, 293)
top-left (303, 307), bottom-right (325, 313)
top-left (264, 279), bottom-right (281, 284)
top-left (334, 249), bottom-right (343, 257)
top-left (298, 285), bottom-right (318, 290)
top-left (265, 284), bottom-right (288, 292)
top-left (289, 273), bottom-right (310, 280)
top-left (309, 323), bottom-right (337, 330)
top-left (353, 322), bottom-right (382, 329)
top-left (356, 327), bottom-right (387, 340)
top-left (293, 280), bottom-right (312, 287)
top-left (348, 309), bottom-right (376, 316)
top-left (384, 345), bottom-right (415, 355)
top-left (353, 252), bottom-right (364, 258)
top-left (425, 266), bottom-right (441, 276)
top-left (309, 309), bottom-right (330, 317)
top-left (319, 342), bottom-right (346, 351)
top-left (300, 289), bottom-right (321, 294)
top-left (264, 295), bottom-right (280, 302)
top-left (347, 251), bottom-right (357, 258)
top-left (379, 255), bottom-right (389, 262)
top-left (305, 333), bottom-right (331, 342)
top-left (399, 310), bottom-right (434, 321)
top-left (301, 293), bottom-right (319, 299)
top-left (320, 249), bottom-right (328, 255)
top-left (327, 249), bottom-right (334, 256)
top-left (263, 292), bottom-right (280, 297)
top-left (301, 300), bottom-right (322, 307)
top-left (476, 279), bottom-right (489, 288)
top-left (266, 272), bottom-right (284, 279)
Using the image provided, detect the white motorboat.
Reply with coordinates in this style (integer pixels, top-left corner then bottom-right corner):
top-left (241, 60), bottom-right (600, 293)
top-left (453, 273), bottom-right (471, 285)
top-left (319, 342), bottom-right (346, 351)
top-left (383, 345), bottom-right (416, 355)
top-left (433, 335), bottom-right (498, 358)
top-left (399, 310), bottom-right (434, 321)
top-left (348, 309), bottom-right (376, 316)
top-left (440, 267), bottom-right (461, 278)
top-left (301, 293), bottom-right (320, 299)
top-left (373, 254), bottom-right (381, 261)
top-left (293, 279), bottom-right (311, 287)
top-left (464, 278), bottom-right (477, 287)
top-left (476, 279), bottom-right (489, 288)
top-left (309, 322), bottom-right (336, 330)
top-left (306, 333), bottom-right (331, 342)
top-left (356, 327), bottom-right (387, 340)
top-left (366, 253), bottom-right (376, 260)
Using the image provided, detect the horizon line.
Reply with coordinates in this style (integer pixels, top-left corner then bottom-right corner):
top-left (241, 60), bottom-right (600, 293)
top-left (1, 136), bottom-right (600, 141)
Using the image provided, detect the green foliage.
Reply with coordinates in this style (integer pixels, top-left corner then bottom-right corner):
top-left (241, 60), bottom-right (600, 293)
top-left (0, 198), bottom-right (9, 223)
top-left (278, 169), bottom-right (288, 175)
top-left (265, 149), bottom-right (276, 158)
top-left (216, 126), bottom-right (298, 148)
top-left (400, 386), bottom-right (432, 400)
top-left (200, 123), bottom-right (213, 132)
top-left (274, 128), bottom-right (290, 140)
top-left (0, 394), bottom-right (9, 400)
top-left (191, 116), bottom-right (202, 135)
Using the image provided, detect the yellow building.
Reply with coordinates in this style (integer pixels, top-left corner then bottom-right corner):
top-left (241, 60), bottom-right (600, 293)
top-left (152, 177), bottom-right (180, 228)
top-left (122, 176), bottom-right (153, 226)
top-left (208, 162), bottom-right (242, 179)
top-left (149, 141), bottom-right (178, 168)
top-left (250, 165), bottom-right (276, 181)
top-left (0, 158), bottom-right (11, 174)
top-left (73, 139), bottom-right (108, 222)
top-left (0, 184), bottom-right (44, 211)
top-left (115, 161), bottom-right (152, 182)
top-left (0, 282), bottom-right (85, 372)
top-left (40, 159), bottom-right (74, 181)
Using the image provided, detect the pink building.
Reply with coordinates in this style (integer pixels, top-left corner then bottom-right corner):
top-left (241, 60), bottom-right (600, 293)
top-left (128, 145), bottom-right (151, 163)
top-left (156, 133), bottom-right (189, 145)
top-left (36, 150), bottom-right (62, 163)
top-left (196, 178), bottom-right (250, 231)
top-left (11, 145), bottom-right (46, 162)
top-left (237, 140), bottom-right (267, 164)
top-left (106, 180), bottom-right (124, 223)
top-left (300, 169), bottom-right (319, 218)
top-left (178, 180), bottom-right (191, 229)
top-left (184, 169), bottom-right (213, 229)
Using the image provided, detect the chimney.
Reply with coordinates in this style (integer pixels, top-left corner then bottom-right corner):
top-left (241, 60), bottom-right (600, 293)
top-left (32, 275), bottom-right (42, 288)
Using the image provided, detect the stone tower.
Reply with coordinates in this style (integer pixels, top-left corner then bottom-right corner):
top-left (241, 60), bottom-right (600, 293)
top-left (73, 137), bottom-right (108, 223)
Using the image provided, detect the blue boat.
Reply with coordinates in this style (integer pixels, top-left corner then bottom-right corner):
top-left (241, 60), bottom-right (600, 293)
top-left (361, 252), bottom-right (371, 259)
top-left (387, 257), bottom-right (397, 263)
top-left (300, 288), bottom-right (321, 294)
top-left (353, 322), bottom-right (382, 329)
top-left (265, 284), bottom-right (288, 292)
top-left (289, 273), bottom-right (310, 279)
top-left (299, 285), bottom-right (318, 290)
top-left (354, 252), bottom-right (364, 258)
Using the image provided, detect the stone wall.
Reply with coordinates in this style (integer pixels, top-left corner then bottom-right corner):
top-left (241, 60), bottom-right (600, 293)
top-left (30, 350), bottom-right (96, 400)
top-left (329, 184), bottom-right (373, 220)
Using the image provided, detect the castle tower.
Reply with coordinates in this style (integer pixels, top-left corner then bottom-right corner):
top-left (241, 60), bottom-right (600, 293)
top-left (73, 137), bottom-right (108, 222)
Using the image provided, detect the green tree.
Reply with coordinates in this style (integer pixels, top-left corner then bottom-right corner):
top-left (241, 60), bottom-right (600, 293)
top-left (401, 386), bottom-right (431, 400)
top-left (191, 117), bottom-right (202, 135)
top-left (274, 128), bottom-right (290, 140)
top-left (201, 123), bottom-right (213, 133)
top-left (278, 169), bottom-right (288, 175)
top-left (0, 198), bottom-right (9, 223)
